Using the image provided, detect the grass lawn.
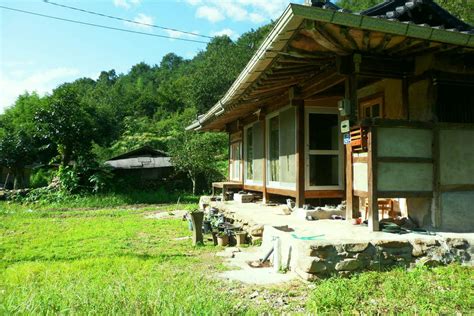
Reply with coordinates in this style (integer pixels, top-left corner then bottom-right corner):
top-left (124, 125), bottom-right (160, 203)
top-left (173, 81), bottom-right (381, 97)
top-left (1, 200), bottom-right (473, 314)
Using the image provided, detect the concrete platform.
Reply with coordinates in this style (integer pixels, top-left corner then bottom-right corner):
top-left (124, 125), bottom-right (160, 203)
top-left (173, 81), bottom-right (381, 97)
top-left (211, 200), bottom-right (474, 280)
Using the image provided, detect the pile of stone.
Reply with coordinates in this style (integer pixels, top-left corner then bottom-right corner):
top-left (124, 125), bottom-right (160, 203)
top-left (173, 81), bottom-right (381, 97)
top-left (295, 237), bottom-right (472, 280)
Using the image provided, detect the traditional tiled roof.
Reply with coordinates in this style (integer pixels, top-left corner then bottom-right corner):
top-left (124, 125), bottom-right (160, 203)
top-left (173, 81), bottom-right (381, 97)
top-left (360, 0), bottom-right (473, 33)
top-left (187, 1), bottom-right (474, 131)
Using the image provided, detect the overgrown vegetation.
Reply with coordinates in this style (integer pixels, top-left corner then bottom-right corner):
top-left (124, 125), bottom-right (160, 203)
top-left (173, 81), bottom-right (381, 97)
top-left (0, 24), bottom-right (274, 194)
top-left (1, 203), bottom-right (472, 314)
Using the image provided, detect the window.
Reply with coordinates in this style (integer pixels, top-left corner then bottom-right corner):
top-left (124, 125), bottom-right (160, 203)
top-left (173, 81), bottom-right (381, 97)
top-left (269, 116), bottom-right (280, 182)
top-left (265, 107), bottom-right (296, 189)
top-left (229, 142), bottom-right (241, 181)
top-left (436, 83), bottom-right (474, 123)
top-left (305, 107), bottom-right (342, 189)
top-left (246, 127), bottom-right (253, 180)
top-left (360, 95), bottom-right (384, 119)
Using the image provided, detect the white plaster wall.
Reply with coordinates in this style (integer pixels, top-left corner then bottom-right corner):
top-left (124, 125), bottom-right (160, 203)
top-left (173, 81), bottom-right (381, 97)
top-left (441, 192), bottom-right (474, 232)
top-left (377, 162), bottom-right (433, 191)
top-left (353, 162), bottom-right (368, 192)
top-left (377, 127), bottom-right (432, 158)
top-left (440, 129), bottom-right (474, 185)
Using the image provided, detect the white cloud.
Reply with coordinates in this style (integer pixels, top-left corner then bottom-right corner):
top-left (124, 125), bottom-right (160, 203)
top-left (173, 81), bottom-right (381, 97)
top-left (212, 28), bottom-right (239, 40)
top-left (186, 0), bottom-right (202, 5)
top-left (0, 67), bottom-right (80, 112)
top-left (166, 29), bottom-right (201, 41)
top-left (249, 12), bottom-right (265, 23)
top-left (196, 6), bottom-right (224, 23)
top-left (125, 13), bottom-right (154, 29)
top-left (188, 0), bottom-right (302, 24)
top-left (113, 0), bottom-right (141, 9)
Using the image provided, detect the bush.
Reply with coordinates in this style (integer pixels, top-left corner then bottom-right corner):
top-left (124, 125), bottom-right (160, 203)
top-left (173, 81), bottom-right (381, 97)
top-left (29, 168), bottom-right (55, 188)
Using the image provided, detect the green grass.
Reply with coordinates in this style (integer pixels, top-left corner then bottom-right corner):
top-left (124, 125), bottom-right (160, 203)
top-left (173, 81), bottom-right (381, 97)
top-left (1, 201), bottom-right (473, 314)
top-left (308, 265), bottom-right (474, 314)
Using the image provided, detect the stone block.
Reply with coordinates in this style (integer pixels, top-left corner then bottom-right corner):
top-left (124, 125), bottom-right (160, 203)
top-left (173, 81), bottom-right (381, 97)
top-left (446, 238), bottom-right (468, 249)
top-left (417, 257), bottom-right (442, 267)
top-left (335, 258), bottom-right (362, 271)
top-left (309, 243), bottom-right (337, 259)
top-left (294, 268), bottom-right (319, 281)
top-left (374, 240), bottom-right (411, 248)
top-left (249, 225), bottom-right (264, 236)
top-left (345, 242), bottom-right (370, 253)
top-left (297, 258), bottom-right (327, 273)
top-left (199, 196), bottom-right (211, 210)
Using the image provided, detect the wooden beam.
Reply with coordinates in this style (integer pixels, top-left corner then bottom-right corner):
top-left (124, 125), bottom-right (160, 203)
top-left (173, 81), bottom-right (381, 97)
top-left (377, 157), bottom-right (433, 164)
top-left (377, 191), bottom-right (433, 198)
top-left (367, 128), bottom-right (379, 232)
top-left (353, 190), bottom-right (368, 198)
top-left (305, 190), bottom-right (344, 199)
top-left (374, 34), bottom-right (392, 53)
top-left (353, 156), bottom-right (367, 163)
top-left (340, 26), bottom-right (359, 51)
top-left (300, 26), bottom-right (348, 54)
top-left (301, 69), bottom-right (344, 98)
top-left (440, 184), bottom-right (474, 192)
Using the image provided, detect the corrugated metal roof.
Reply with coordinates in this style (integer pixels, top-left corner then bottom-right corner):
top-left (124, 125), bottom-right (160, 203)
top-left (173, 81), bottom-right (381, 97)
top-left (105, 157), bottom-right (173, 169)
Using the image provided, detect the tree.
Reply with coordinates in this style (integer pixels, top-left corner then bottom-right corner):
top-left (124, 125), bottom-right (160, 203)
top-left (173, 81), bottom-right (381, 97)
top-left (35, 84), bottom-right (97, 167)
top-left (169, 131), bottom-right (227, 195)
top-left (0, 128), bottom-right (36, 189)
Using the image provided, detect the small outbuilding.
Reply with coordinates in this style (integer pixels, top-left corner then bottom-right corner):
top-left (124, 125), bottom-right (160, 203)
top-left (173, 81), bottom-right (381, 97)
top-left (105, 146), bottom-right (173, 186)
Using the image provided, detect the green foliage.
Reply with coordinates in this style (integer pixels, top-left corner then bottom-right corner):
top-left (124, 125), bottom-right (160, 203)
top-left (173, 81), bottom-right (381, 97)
top-left (29, 168), bottom-right (55, 188)
top-left (169, 131), bottom-right (227, 194)
top-left (0, 203), bottom-right (472, 314)
top-left (0, 24), bottom-right (273, 194)
top-left (307, 265), bottom-right (473, 314)
top-left (35, 84), bottom-right (99, 167)
top-left (336, 0), bottom-right (473, 24)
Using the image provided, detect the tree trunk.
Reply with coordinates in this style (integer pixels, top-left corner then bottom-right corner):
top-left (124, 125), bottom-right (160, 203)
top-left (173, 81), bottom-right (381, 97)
top-left (61, 146), bottom-right (72, 167)
top-left (13, 169), bottom-right (19, 190)
top-left (191, 177), bottom-right (197, 196)
top-left (4, 172), bottom-right (11, 189)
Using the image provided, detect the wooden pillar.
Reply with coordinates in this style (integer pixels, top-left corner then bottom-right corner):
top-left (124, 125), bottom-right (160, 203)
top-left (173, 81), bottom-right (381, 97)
top-left (345, 143), bottom-right (355, 219)
top-left (227, 132), bottom-right (231, 181)
top-left (432, 126), bottom-right (441, 227)
top-left (239, 123), bottom-right (244, 184)
top-left (367, 127), bottom-right (379, 231)
top-left (295, 102), bottom-right (305, 208)
top-left (402, 77), bottom-right (410, 120)
top-left (261, 114), bottom-right (269, 203)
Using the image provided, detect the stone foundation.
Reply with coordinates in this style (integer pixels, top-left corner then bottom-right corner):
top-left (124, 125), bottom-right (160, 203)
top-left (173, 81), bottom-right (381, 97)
top-left (293, 237), bottom-right (472, 280)
top-left (207, 198), bottom-right (473, 281)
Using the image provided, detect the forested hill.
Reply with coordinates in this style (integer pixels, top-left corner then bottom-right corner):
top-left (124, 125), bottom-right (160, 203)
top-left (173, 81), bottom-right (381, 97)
top-left (0, 24), bottom-right (273, 172)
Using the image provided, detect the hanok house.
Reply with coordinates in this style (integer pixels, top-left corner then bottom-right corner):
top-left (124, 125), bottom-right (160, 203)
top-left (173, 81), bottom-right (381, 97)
top-left (187, 0), bottom-right (474, 232)
top-left (105, 146), bottom-right (173, 186)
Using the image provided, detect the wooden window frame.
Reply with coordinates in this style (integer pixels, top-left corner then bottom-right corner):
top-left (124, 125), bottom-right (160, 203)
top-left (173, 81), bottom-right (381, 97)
top-left (304, 106), bottom-right (343, 191)
top-left (359, 93), bottom-right (384, 119)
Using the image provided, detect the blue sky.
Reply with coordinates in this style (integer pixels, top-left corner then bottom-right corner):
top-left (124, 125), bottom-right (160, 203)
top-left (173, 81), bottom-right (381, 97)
top-left (0, 0), bottom-right (304, 112)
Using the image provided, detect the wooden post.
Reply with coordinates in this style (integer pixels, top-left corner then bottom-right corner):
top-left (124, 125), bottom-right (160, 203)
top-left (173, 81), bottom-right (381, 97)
top-left (261, 114), bottom-right (269, 203)
top-left (432, 125), bottom-right (441, 227)
top-left (345, 143), bottom-right (355, 220)
top-left (367, 127), bottom-right (379, 231)
top-left (227, 132), bottom-right (231, 181)
top-left (402, 77), bottom-right (410, 120)
top-left (295, 102), bottom-right (305, 208)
